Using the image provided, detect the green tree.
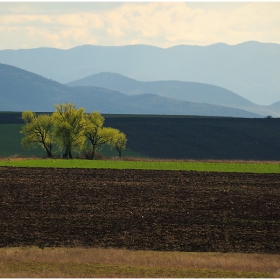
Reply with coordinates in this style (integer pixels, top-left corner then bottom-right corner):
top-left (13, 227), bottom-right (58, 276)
top-left (52, 103), bottom-right (86, 159)
top-left (21, 104), bottom-right (127, 159)
top-left (84, 111), bottom-right (116, 159)
top-left (21, 111), bottom-right (53, 158)
top-left (111, 130), bottom-right (127, 157)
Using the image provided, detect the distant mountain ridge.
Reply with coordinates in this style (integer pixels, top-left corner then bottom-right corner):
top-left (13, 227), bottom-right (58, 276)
top-left (67, 72), bottom-right (253, 107)
top-left (0, 41), bottom-right (279, 105)
top-left (0, 63), bottom-right (263, 117)
top-left (67, 72), bottom-right (280, 117)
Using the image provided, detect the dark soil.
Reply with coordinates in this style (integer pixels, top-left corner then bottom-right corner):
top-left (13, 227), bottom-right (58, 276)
top-left (0, 167), bottom-right (279, 253)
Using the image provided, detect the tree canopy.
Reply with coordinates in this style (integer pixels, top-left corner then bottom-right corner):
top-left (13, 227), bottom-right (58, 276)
top-left (21, 111), bottom-right (53, 158)
top-left (52, 103), bottom-right (86, 159)
top-left (111, 130), bottom-right (127, 158)
top-left (21, 103), bottom-right (127, 159)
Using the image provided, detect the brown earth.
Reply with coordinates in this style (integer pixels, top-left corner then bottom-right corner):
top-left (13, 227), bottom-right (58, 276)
top-left (0, 167), bottom-right (279, 253)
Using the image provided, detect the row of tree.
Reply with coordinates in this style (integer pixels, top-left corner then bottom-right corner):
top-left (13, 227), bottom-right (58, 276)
top-left (21, 103), bottom-right (127, 159)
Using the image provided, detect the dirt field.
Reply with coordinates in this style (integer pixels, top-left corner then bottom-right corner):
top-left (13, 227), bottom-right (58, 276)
top-left (0, 167), bottom-right (279, 253)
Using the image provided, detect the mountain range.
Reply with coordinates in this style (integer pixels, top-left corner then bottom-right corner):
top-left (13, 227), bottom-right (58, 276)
top-left (0, 63), bottom-right (266, 117)
top-left (0, 41), bottom-right (279, 105)
top-left (67, 72), bottom-right (280, 117)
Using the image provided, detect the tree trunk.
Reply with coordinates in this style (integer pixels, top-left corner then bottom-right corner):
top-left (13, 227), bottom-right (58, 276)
top-left (63, 152), bottom-right (73, 159)
top-left (90, 144), bottom-right (95, 160)
top-left (46, 149), bottom-right (52, 158)
top-left (63, 148), bottom-right (71, 159)
top-left (43, 142), bottom-right (52, 158)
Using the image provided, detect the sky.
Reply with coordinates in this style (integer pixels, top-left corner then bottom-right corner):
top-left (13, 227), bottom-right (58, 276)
top-left (0, 1), bottom-right (280, 50)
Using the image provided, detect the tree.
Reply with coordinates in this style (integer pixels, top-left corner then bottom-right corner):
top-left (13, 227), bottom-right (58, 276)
top-left (20, 104), bottom-right (128, 159)
top-left (110, 129), bottom-right (127, 157)
top-left (84, 111), bottom-right (115, 159)
top-left (52, 103), bottom-right (86, 159)
top-left (21, 111), bottom-right (53, 158)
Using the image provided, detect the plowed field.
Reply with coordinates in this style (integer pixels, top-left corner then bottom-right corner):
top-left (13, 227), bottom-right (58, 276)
top-left (0, 167), bottom-right (279, 253)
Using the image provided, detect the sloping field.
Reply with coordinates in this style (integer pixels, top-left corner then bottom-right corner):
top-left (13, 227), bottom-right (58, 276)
top-left (1, 112), bottom-right (280, 160)
top-left (1, 167), bottom-right (279, 253)
top-left (104, 115), bottom-right (280, 161)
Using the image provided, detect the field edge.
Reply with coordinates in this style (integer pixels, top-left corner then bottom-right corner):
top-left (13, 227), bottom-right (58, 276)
top-left (0, 158), bottom-right (280, 173)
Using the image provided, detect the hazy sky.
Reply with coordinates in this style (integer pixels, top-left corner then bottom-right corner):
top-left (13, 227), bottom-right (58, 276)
top-left (1, 1), bottom-right (280, 50)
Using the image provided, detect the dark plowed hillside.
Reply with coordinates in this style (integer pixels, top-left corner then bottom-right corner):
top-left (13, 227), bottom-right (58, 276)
top-left (0, 112), bottom-right (23, 124)
top-left (2, 112), bottom-right (280, 160)
top-left (0, 167), bottom-right (279, 253)
top-left (104, 116), bottom-right (280, 160)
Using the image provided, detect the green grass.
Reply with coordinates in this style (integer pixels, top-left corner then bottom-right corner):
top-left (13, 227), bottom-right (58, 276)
top-left (0, 158), bottom-right (280, 173)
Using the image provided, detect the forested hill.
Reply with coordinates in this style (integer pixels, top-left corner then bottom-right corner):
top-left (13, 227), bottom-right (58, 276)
top-left (1, 112), bottom-right (280, 161)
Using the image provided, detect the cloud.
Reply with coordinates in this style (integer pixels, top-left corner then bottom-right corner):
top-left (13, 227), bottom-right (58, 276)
top-left (99, 2), bottom-right (280, 46)
top-left (0, 2), bottom-right (279, 49)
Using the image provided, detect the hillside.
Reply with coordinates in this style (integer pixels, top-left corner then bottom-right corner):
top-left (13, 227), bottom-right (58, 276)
top-left (0, 63), bottom-right (262, 117)
top-left (0, 42), bottom-right (279, 105)
top-left (0, 63), bottom-right (71, 111)
top-left (67, 72), bottom-right (253, 108)
top-left (104, 115), bottom-right (280, 161)
top-left (268, 101), bottom-right (280, 114)
top-left (1, 112), bottom-right (280, 161)
top-left (67, 72), bottom-right (279, 117)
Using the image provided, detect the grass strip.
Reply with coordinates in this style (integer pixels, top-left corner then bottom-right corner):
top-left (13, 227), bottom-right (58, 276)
top-left (1, 261), bottom-right (271, 278)
top-left (1, 247), bottom-right (277, 278)
top-left (0, 158), bottom-right (280, 173)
